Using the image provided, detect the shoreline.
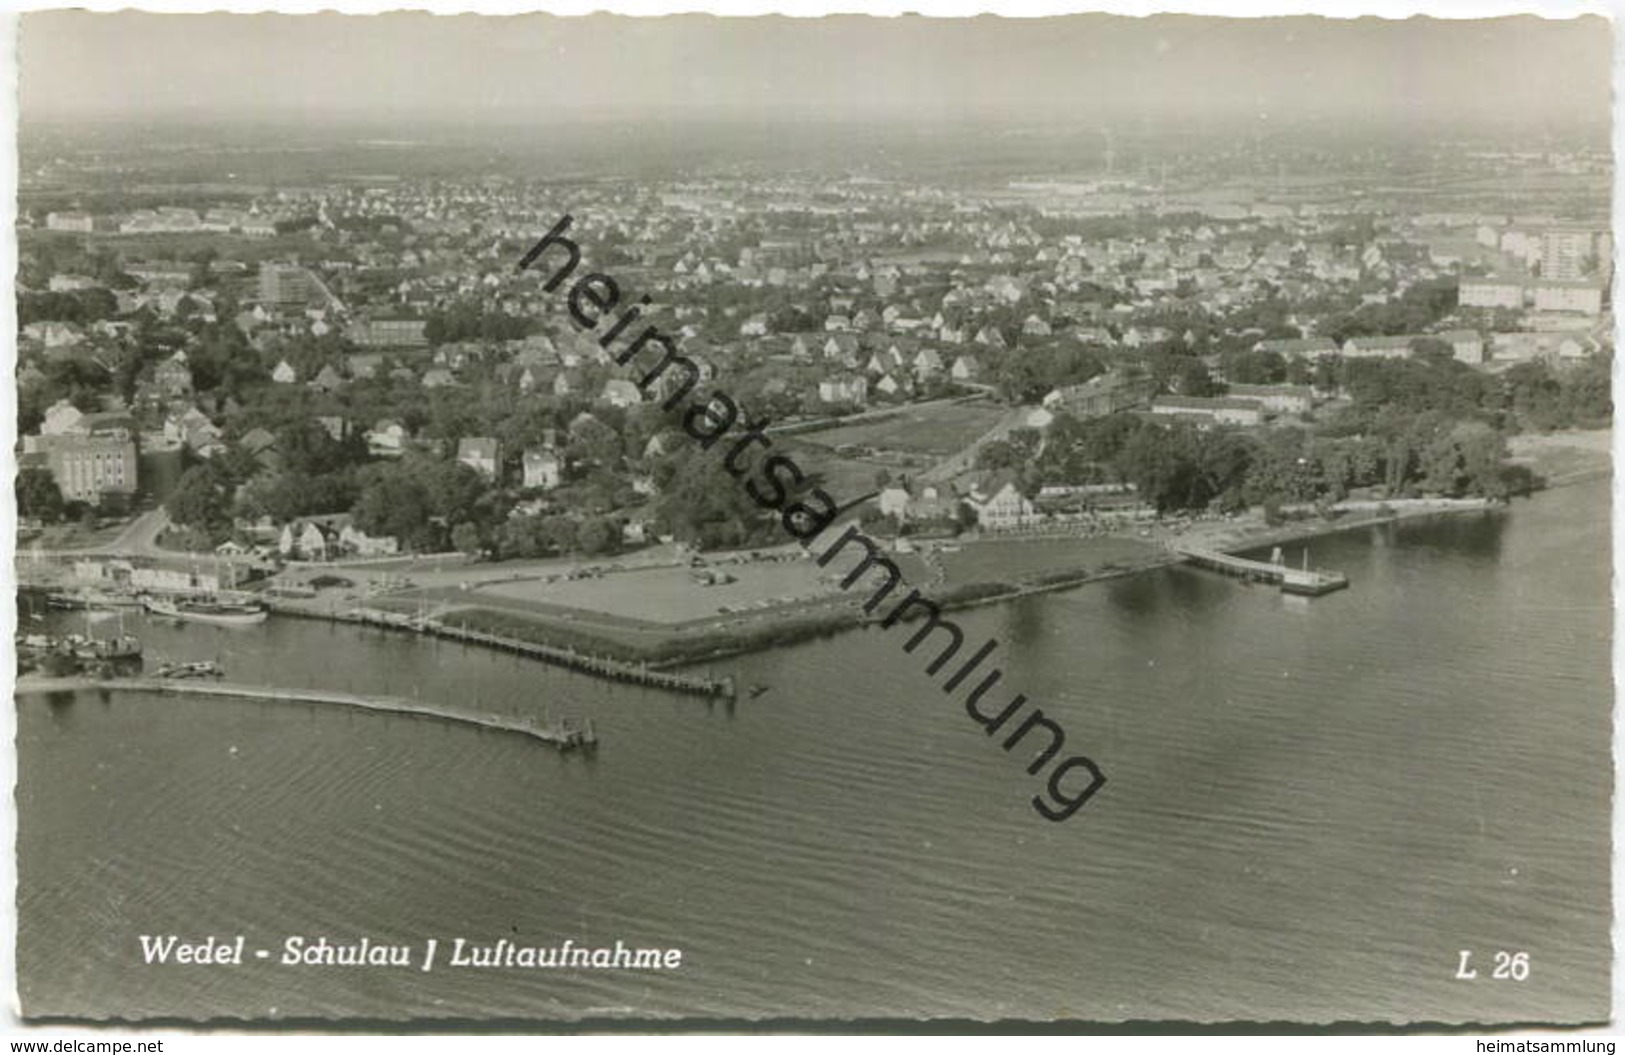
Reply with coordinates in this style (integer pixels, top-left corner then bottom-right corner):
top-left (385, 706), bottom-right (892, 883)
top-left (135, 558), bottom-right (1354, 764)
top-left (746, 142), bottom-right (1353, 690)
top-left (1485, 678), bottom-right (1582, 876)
top-left (1164, 497), bottom-right (1503, 562)
top-left (376, 498), bottom-right (1507, 673)
top-left (30, 461), bottom-right (1601, 684)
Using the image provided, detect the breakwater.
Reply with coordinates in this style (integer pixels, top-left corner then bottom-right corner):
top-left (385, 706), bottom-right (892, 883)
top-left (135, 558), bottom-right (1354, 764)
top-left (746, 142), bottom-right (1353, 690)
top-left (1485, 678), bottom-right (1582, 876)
top-left (268, 602), bottom-right (735, 698)
top-left (15, 675), bottom-right (598, 749)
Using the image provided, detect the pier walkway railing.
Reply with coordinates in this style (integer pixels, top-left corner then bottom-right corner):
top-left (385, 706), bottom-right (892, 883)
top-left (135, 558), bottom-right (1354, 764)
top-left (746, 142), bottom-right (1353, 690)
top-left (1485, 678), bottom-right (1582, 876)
top-left (273, 603), bottom-right (734, 698)
top-left (1169, 544), bottom-right (1349, 595)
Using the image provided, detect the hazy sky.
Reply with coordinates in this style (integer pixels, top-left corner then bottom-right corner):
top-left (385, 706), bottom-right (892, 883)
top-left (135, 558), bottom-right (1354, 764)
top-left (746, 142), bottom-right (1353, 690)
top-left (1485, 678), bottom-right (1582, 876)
top-left (18, 11), bottom-right (1612, 129)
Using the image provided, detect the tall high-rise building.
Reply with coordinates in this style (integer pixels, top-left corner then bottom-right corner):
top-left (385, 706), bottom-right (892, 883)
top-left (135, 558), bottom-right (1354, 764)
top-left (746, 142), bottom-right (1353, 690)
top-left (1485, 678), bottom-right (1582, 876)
top-left (31, 431), bottom-right (138, 505)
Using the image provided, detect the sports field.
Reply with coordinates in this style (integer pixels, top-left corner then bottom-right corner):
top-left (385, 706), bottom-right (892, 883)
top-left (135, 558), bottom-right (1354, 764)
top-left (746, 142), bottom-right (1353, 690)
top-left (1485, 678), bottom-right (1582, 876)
top-left (475, 558), bottom-right (841, 625)
top-left (803, 401), bottom-right (1006, 456)
top-left (935, 535), bottom-right (1169, 589)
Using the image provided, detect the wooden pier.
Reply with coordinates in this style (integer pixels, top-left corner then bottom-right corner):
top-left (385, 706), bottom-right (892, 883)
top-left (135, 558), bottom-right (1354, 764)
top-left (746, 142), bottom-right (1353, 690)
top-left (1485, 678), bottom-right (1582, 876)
top-left (15, 676), bottom-right (598, 750)
top-left (272, 603), bottom-right (734, 699)
top-left (1172, 544), bottom-right (1349, 596)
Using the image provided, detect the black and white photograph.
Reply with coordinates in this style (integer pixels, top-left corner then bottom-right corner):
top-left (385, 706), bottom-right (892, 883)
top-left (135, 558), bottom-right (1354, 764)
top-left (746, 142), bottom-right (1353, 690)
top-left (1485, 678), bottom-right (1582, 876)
top-left (6, 4), bottom-right (1616, 1031)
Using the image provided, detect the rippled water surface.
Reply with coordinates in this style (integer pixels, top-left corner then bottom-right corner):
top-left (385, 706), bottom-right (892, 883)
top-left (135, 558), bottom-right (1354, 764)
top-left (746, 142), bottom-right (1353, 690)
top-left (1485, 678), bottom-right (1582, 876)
top-left (16, 481), bottom-right (1612, 1024)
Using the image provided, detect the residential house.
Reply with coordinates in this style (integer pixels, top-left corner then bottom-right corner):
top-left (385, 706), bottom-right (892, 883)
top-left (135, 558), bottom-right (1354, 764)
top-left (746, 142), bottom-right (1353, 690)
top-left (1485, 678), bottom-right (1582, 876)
top-left (965, 475), bottom-right (1037, 531)
top-left (164, 406), bottom-right (226, 458)
top-left (818, 375), bottom-right (869, 406)
top-left (339, 521), bottom-right (399, 557)
top-left (129, 564), bottom-right (219, 595)
top-left (1340, 335), bottom-right (1415, 360)
top-left (23, 322), bottom-right (84, 348)
top-left (1253, 336), bottom-right (1340, 360)
top-left (45, 211), bottom-right (95, 233)
top-left (522, 448), bottom-right (563, 491)
top-left (1150, 395), bottom-right (1265, 427)
top-left (600, 379), bottom-right (644, 408)
top-left (279, 519), bottom-right (333, 562)
top-left (152, 352), bottom-right (193, 397)
top-left (823, 334), bottom-right (861, 366)
top-left (878, 482), bottom-right (961, 526)
top-left (1531, 281), bottom-right (1604, 316)
top-left (950, 355), bottom-right (982, 382)
top-left (1041, 371), bottom-right (1155, 418)
top-left (309, 365), bottom-right (345, 392)
top-left (457, 437), bottom-right (502, 481)
top-left (239, 426), bottom-right (281, 471)
top-left (553, 369), bottom-right (584, 397)
top-left (1226, 384), bottom-right (1314, 415)
top-left (1489, 331), bottom-right (1596, 366)
top-left (912, 347), bottom-right (945, 382)
top-left (1436, 329), bottom-right (1487, 365)
top-left (348, 318), bottom-right (428, 348)
top-left (40, 400), bottom-right (86, 436)
top-left (1459, 277), bottom-right (1526, 310)
top-left (367, 420), bottom-right (408, 457)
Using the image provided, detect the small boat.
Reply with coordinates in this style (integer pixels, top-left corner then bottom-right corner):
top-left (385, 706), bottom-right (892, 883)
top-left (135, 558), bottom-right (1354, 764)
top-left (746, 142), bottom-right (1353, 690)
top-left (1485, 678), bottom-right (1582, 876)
top-left (153, 660), bottom-right (223, 679)
top-left (72, 633), bottom-right (143, 661)
top-left (141, 595), bottom-right (269, 626)
top-left (747, 683), bottom-right (770, 699)
top-left (553, 718), bottom-right (598, 751)
top-left (16, 632), bottom-right (142, 661)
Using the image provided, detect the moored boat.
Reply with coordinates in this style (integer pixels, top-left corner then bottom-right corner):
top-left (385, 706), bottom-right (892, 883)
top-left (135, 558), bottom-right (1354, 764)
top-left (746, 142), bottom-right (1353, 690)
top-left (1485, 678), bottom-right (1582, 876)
top-left (153, 659), bottom-right (224, 679)
top-left (73, 633), bottom-right (144, 660)
top-left (45, 588), bottom-right (142, 611)
top-left (81, 589), bottom-right (143, 609)
top-left (140, 594), bottom-right (270, 626)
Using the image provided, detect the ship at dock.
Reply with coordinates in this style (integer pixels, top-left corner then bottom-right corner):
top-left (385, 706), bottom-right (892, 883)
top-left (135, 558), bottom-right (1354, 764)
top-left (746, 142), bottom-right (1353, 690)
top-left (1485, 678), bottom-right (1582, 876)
top-left (140, 594), bottom-right (270, 626)
top-left (46, 588), bottom-right (143, 611)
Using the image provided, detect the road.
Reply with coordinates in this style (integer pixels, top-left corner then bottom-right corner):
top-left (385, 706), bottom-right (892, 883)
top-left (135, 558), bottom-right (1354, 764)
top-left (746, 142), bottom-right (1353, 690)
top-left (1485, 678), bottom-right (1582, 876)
top-left (107, 508), bottom-right (172, 556)
top-left (19, 508), bottom-right (172, 561)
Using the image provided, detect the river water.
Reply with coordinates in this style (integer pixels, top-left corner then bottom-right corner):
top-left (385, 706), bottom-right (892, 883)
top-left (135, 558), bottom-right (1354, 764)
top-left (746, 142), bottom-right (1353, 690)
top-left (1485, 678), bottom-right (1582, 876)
top-left (14, 479), bottom-right (1612, 1024)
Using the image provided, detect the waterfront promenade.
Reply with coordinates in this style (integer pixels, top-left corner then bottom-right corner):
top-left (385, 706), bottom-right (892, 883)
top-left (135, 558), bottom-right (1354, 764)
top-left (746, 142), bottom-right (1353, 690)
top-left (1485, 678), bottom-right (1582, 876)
top-left (14, 676), bottom-right (598, 749)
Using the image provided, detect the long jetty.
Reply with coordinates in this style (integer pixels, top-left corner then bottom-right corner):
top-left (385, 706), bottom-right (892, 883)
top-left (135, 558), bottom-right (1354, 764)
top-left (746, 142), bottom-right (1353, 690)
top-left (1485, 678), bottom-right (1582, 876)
top-left (15, 676), bottom-right (598, 750)
top-left (1171, 544), bottom-right (1349, 596)
top-left (275, 603), bottom-right (734, 699)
